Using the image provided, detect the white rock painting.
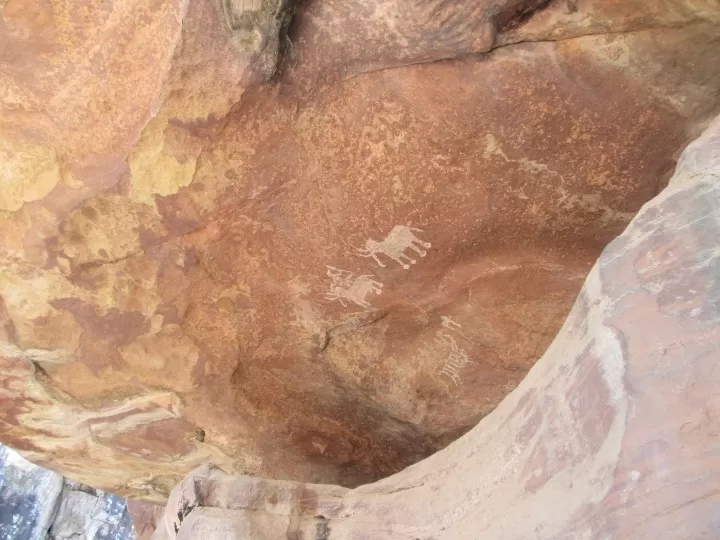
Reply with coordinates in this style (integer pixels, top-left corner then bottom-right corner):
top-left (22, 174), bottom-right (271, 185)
top-left (357, 226), bottom-right (431, 269)
top-left (437, 333), bottom-right (472, 386)
top-left (435, 316), bottom-right (474, 386)
top-left (325, 266), bottom-right (383, 308)
top-left (441, 315), bottom-right (462, 332)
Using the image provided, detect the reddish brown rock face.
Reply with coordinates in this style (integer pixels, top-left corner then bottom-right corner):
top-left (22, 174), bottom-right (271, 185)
top-left (153, 114), bottom-right (720, 540)
top-left (1, 0), bottom-right (720, 500)
top-left (127, 500), bottom-right (163, 540)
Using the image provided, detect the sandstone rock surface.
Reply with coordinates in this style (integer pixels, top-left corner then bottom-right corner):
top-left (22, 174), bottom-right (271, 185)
top-left (1, 0), bottom-right (720, 500)
top-left (152, 115), bottom-right (720, 539)
top-left (0, 443), bottom-right (136, 539)
top-left (126, 501), bottom-right (163, 540)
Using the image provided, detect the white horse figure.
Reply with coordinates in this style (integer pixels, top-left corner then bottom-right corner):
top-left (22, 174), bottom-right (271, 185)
top-left (357, 226), bottom-right (431, 269)
top-left (325, 266), bottom-right (383, 308)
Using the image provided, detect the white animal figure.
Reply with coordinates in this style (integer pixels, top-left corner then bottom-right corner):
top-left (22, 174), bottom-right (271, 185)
top-left (357, 226), bottom-right (431, 269)
top-left (438, 335), bottom-right (471, 386)
top-left (325, 266), bottom-right (383, 308)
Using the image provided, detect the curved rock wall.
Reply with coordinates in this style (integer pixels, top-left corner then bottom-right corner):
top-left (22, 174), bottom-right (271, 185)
top-left (1, 0), bottom-right (720, 500)
top-left (151, 114), bottom-right (720, 540)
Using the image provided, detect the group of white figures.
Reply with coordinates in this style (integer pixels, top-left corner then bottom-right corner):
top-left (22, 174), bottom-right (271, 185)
top-left (324, 225), bottom-right (431, 307)
top-left (324, 225), bottom-right (472, 386)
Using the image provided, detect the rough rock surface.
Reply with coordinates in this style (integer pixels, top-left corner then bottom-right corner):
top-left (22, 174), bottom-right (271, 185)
top-left (126, 501), bottom-right (163, 540)
top-left (152, 115), bottom-right (720, 539)
top-left (0, 443), bottom-right (136, 539)
top-left (1, 0), bottom-right (720, 500)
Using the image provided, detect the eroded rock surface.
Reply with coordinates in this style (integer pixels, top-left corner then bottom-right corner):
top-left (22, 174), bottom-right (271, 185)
top-left (1, 0), bottom-right (720, 500)
top-left (126, 501), bottom-right (163, 540)
top-left (152, 114), bottom-right (720, 539)
top-left (0, 444), bottom-right (136, 539)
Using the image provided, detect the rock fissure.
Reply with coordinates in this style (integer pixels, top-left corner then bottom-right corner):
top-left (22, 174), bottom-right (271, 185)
top-left (347, 20), bottom-right (710, 79)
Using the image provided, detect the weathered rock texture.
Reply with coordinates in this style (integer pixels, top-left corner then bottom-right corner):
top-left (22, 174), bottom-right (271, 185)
top-left (152, 114), bottom-right (720, 539)
top-left (0, 443), bottom-right (136, 539)
top-left (1, 0), bottom-right (720, 501)
top-left (126, 501), bottom-right (163, 540)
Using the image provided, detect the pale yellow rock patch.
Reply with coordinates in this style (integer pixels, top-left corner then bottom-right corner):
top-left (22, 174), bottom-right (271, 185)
top-left (128, 116), bottom-right (198, 205)
top-left (59, 194), bottom-right (159, 267)
top-left (0, 267), bottom-right (82, 352)
top-left (118, 324), bottom-right (200, 391)
top-left (0, 139), bottom-right (61, 212)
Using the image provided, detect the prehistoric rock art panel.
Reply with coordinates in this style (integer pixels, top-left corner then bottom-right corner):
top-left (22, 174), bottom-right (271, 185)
top-left (357, 226), bottom-right (431, 269)
top-left (325, 266), bottom-right (383, 308)
top-left (151, 117), bottom-right (720, 540)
